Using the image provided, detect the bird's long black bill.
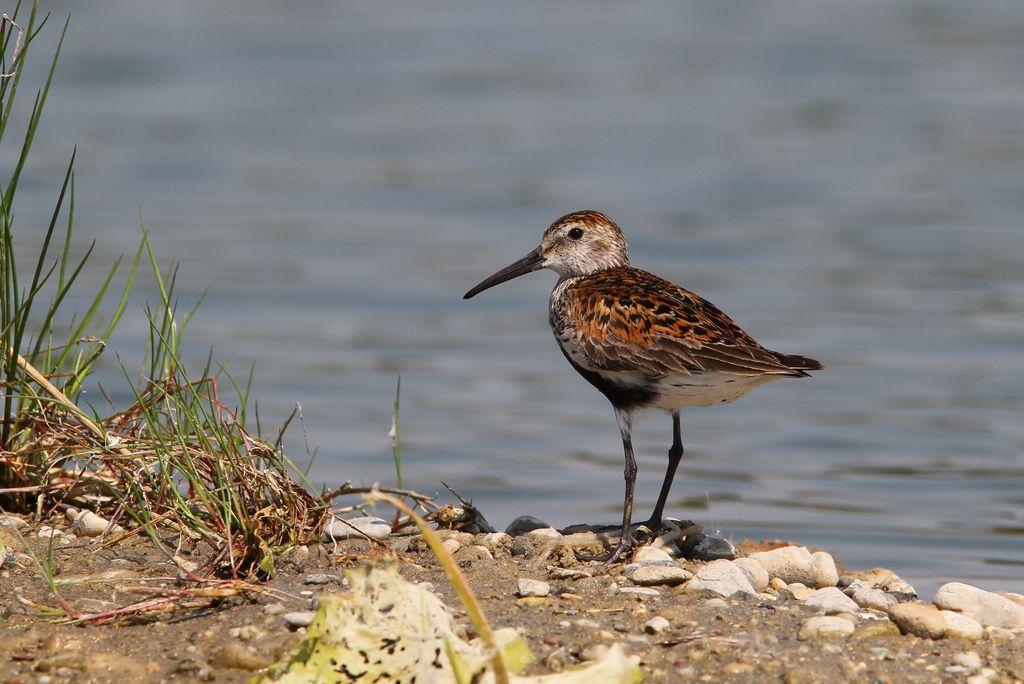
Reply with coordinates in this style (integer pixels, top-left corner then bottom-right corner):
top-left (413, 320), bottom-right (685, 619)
top-left (463, 247), bottom-right (545, 299)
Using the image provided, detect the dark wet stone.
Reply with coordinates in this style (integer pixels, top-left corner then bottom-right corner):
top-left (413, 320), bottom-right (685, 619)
top-left (505, 515), bottom-right (550, 536)
top-left (680, 532), bottom-right (736, 561)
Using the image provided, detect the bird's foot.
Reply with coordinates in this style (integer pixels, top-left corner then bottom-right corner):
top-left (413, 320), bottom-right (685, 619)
top-left (574, 524), bottom-right (656, 564)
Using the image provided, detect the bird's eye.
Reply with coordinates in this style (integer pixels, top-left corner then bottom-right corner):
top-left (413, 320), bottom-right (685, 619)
top-left (567, 227), bottom-right (584, 240)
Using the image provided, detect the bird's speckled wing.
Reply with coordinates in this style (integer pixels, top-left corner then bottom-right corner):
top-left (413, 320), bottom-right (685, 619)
top-left (550, 267), bottom-right (814, 378)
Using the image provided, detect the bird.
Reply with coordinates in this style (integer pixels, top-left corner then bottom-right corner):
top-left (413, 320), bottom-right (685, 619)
top-left (463, 210), bottom-right (822, 563)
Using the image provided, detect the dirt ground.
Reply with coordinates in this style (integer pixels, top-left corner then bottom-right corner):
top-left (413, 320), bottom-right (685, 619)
top-left (1, 520), bottom-right (1023, 683)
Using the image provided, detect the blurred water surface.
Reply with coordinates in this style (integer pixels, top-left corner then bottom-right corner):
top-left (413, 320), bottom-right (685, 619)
top-left (13, 1), bottom-right (1024, 596)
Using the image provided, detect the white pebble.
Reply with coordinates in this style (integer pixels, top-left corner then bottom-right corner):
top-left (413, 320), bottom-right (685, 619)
top-left (643, 616), bottom-right (670, 634)
top-left (322, 516), bottom-right (391, 541)
top-left (798, 616), bottom-right (855, 640)
top-left (748, 546), bottom-right (817, 586)
top-left (952, 651), bottom-right (982, 672)
top-left (941, 610), bottom-right (984, 640)
top-left (683, 559), bottom-right (754, 598)
top-left (516, 578), bottom-right (550, 598)
top-left (811, 551), bottom-right (839, 587)
top-left (934, 582), bottom-right (1024, 630)
top-left (852, 587), bottom-right (896, 612)
top-left (804, 587), bottom-right (859, 615)
top-left (733, 557), bottom-right (769, 593)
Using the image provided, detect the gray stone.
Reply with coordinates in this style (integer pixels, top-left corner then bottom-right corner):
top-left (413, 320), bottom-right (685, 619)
top-left (852, 587), bottom-right (896, 612)
top-left (627, 562), bottom-right (691, 587)
top-left (934, 582), bottom-right (1024, 630)
top-left (889, 602), bottom-right (947, 639)
top-left (323, 516), bottom-right (391, 541)
top-left (516, 578), bottom-right (550, 597)
top-left (302, 573), bottom-right (342, 585)
top-left (804, 587), bottom-right (859, 615)
top-left (748, 546), bottom-right (817, 586)
top-left (684, 559), bottom-right (755, 598)
top-left (941, 611), bottom-right (984, 640)
top-left (733, 557), bottom-right (769, 593)
top-left (780, 582), bottom-right (814, 601)
top-left (526, 527), bottom-right (563, 539)
top-left (0, 515), bottom-right (27, 529)
top-left (283, 611), bottom-right (315, 627)
top-left (952, 651), bottom-right (982, 672)
top-left (798, 616), bottom-right (855, 639)
top-left (633, 546), bottom-right (674, 563)
top-left (505, 515), bottom-right (550, 536)
top-left (619, 586), bottom-right (660, 596)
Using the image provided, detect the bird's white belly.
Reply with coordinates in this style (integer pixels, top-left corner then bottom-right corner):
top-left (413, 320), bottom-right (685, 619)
top-left (649, 372), bottom-right (779, 409)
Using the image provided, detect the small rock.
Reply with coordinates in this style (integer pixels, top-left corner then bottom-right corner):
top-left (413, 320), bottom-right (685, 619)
top-left (941, 610), bottom-right (984, 640)
top-left (627, 562), bottom-right (691, 587)
top-left (811, 551), bottom-right (839, 587)
top-left (680, 532), bottom-right (735, 561)
top-left (619, 586), bottom-right (660, 596)
top-left (804, 587), bottom-right (859, 615)
top-left (983, 626), bottom-right (1015, 644)
top-left (633, 546), bottom-right (674, 563)
top-left (211, 642), bottom-right (273, 671)
top-left (644, 616), bottom-right (670, 634)
top-left (952, 651), bottom-right (982, 672)
top-left (478, 532), bottom-right (512, 555)
top-left (798, 616), bottom-right (855, 639)
top-left (70, 510), bottom-right (123, 538)
top-left (547, 566), bottom-right (592, 580)
top-left (505, 515), bottom-right (550, 536)
top-left (734, 557), bottom-right (769, 593)
top-left (769, 577), bottom-right (787, 591)
top-left (749, 546), bottom-right (817, 586)
top-left (526, 527), bottom-right (563, 539)
top-left (302, 573), bottom-right (341, 585)
top-left (850, 567), bottom-right (916, 596)
top-left (282, 612), bottom-right (315, 628)
top-left (322, 516), bottom-right (390, 541)
top-left (516, 578), bottom-right (550, 598)
top-left (37, 526), bottom-right (63, 539)
top-left (852, 587), bottom-right (896, 612)
top-left (442, 538), bottom-right (461, 555)
top-left (853, 621), bottom-right (901, 638)
top-left (684, 559), bottom-right (755, 598)
top-left (781, 582), bottom-right (814, 601)
top-left (263, 603), bottom-right (286, 615)
top-left (889, 602), bottom-right (947, 639)
top-left (0, 515), bottom-right (27, 529)
top-left (453, 545), bottom-right (493, 563)
top-left (934, 582), bottom-right (1024, 629)
top-left (704, 597), bottom-right (728, 609)
top-left (1000, 591), bottom-right (1024, 609)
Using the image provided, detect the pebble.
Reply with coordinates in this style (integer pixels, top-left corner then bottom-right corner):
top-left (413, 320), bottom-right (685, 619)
top-left (680, 532), bottom-right (735, 561)
top-left (322, 516), bottom-right (391, 541)
top-left (442, 538), bottom-right (461, 555)
top-left (804, 587), bottom-right (859, 615)
top-left (211, 642), bottom-right (273, 671)
top-left (453, 545), bottom-right (493, 563)
top-left (37, 526), bottom-right (62, 539)
top-left (704, 597), bottom-right (728, 609)
top-left (734, 557), bottom-right (770, 593)
top-left (643, 616), bottom-right (670, 634)
top-left (282, 612), bottom-right (315, 628)
top-left (516, 578), bottom-right (550, 598)
top-left (769, 577), bottom-right (787, 591)
top-left (748, 546), bottom-right (823, 587)
top-left (526, 527), bottom-right (563, 539)
top-left (302, 573), bottom-right (342, 586)
top-left (967, 669), bottom-right (998, 684)
top-left (888, 602), bottom-right (947, 639)
top-left (810, 551), bottom-right (839, 587)
top-left (934, 581), bottom-right (1024, 629)
top-left (684, 559), bottom-right (754, 598)
top-left (853, 621), bottom-right (901, 638)
top-left (70, 510), bottom-right (123, 537)
top-left (619, 586), bottom-right (660, 596)
top-left (633, 546), bottom-right (674, 563)
top-left (852, 587), bottom-right (896, 612)
top-left (626, 562), bottom-right (690, 587)
top-left (798, 616), bottom-right (855, 639)
top-left (850, 567), bottom-right (917, 596)
top-left (478, 532), bottom-right (512, 555)
top-left (983, 626), bottom-right (1016, 644)
top-left (940, 610), bottom-right (984, 640)
top-left (781, 583), bottom-right (814, 601)
top-left (0, 515), bottom-right (27, 529)
top-left (952, 651), bottom-right (982, 672)
top-left (505, 515), bottom-right (550, 536)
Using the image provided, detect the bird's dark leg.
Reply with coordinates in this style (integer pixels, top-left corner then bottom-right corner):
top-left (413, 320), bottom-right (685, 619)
top-left (644, 410), bottom-right (683, 530)
top-left (576, 408), bottom-right (638, 564)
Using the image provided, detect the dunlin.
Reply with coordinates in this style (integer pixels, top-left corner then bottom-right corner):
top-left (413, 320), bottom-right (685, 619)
top-left (464, 211), bottom-right (822, 562)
